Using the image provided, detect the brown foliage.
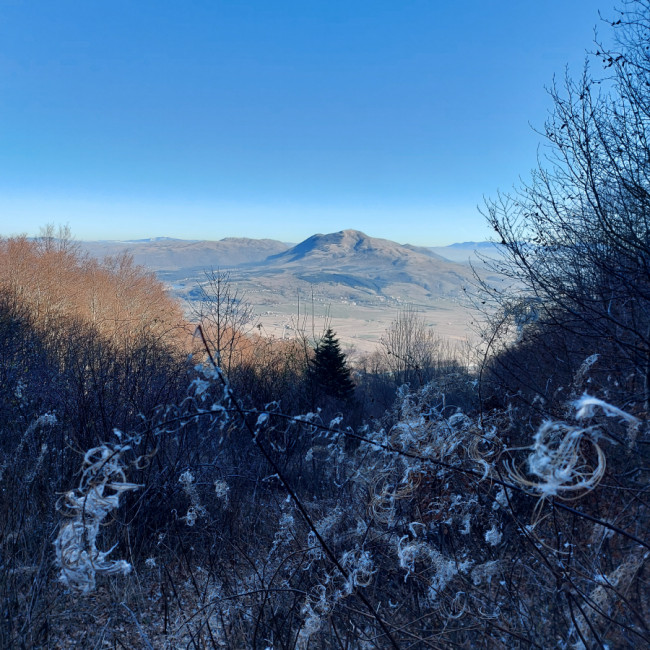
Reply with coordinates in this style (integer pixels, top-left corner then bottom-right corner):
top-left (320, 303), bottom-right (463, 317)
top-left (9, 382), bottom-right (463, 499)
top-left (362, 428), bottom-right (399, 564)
top-left (0, 233), bottom-right (187, 351)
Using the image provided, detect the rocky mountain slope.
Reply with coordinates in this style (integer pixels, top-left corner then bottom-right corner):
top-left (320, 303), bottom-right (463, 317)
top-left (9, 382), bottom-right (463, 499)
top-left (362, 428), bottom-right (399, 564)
top-left (252, 229), bottom-right (472, 299)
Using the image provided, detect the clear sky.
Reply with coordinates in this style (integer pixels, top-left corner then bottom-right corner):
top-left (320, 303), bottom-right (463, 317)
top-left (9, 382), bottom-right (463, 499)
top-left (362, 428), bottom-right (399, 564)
top-left (0, 0), bottom-right (613, 246)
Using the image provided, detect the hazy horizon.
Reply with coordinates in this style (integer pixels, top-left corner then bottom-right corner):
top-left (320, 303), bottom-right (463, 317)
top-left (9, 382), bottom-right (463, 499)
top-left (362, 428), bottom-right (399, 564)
top-left (64, 228), bottom-right (491, 247)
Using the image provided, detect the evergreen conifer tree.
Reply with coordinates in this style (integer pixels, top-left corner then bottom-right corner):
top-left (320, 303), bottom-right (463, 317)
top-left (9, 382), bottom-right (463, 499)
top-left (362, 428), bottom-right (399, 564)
top-left (310, 328), bottom-right (355, 400)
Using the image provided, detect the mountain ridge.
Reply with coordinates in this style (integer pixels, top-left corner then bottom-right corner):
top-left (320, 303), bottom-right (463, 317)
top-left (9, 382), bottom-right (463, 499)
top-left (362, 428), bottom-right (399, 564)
top-left (265, 229), bottom-right (450, 267)
top-left (78, 230), bottom-right (502, 306)
top-left (81, 236), bottom-right (290, 270)
top-left (79, 231), bottom-right (496, 270)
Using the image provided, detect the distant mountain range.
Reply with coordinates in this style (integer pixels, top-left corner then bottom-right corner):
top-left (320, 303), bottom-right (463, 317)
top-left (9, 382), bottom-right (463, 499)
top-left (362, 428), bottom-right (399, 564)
top-left (80, 230), bottom-right (504, 348)
top-left (81, 232), bottom-right (500, 272)
top-left (79, 230), bottom-right (506, 310)
top-left (429, 241), bottom-right (504, 264)
top-left (81, 236), bottom-right (289, 270)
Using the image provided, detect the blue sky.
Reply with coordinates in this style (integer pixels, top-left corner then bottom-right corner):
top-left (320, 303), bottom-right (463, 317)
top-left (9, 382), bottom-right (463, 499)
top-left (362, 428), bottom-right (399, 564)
top-left (0, 0), bottom-right (612, 245)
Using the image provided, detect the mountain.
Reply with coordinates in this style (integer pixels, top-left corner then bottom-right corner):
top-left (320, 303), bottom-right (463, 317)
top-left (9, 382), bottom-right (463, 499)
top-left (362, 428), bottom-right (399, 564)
top-left (123, 236), bottom-right (190, 243)
top-left (429, 241), bottom-right (504, 264)
top-left (81, 229), bottom-right (479, 303)
top-left (79, 229), bottom-right (486, 351)
top-left (266, 229), bottom-right (449, 266)
top-left (225, 229), bottom-right (474, 303)
top-left (81, 237), bottom-right (290, 270)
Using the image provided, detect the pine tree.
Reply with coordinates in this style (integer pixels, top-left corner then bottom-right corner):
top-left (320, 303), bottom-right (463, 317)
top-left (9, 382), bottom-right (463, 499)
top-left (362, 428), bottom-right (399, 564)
top-left (310, 328), bottom-right (355, 400)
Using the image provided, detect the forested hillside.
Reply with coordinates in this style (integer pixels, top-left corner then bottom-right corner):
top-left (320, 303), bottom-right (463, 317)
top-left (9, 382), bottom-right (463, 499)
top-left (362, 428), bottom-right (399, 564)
top-left (2, 4), bottom-right (650, 648)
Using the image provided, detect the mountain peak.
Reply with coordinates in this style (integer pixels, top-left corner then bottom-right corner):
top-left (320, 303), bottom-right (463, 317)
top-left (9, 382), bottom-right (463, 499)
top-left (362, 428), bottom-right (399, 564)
top-left (338, 228), bottom-right (369, 238)
top-left (264, 229), bottom-right (454, 268)
top-left (267, 230), bottom-right (378, 263)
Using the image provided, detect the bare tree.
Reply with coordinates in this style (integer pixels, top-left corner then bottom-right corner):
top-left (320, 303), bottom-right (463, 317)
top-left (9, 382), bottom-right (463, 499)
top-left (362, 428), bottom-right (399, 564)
top-left (191, 269), bottom-right (256, 375)
top-left (380, 304), bottom-right (451, 387)
top-left (480, 1), bottom-right (650, 407)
